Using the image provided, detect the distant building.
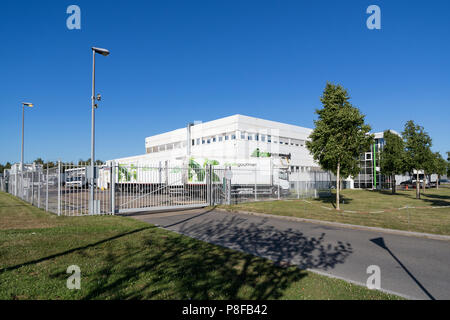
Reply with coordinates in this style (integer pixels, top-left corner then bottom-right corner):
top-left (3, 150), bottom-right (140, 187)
top-left (352, 130), bottom-right (411, 189)
top-left (142, 114), bottom-right (321, 173)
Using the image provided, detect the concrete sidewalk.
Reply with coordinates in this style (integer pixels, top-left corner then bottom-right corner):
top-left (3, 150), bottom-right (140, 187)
top-left (132, 208), bottom-right (450, 300)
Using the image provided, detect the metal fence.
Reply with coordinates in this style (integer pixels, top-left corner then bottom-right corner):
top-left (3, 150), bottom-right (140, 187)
top-left (111, 164), bottom-right (209, 214)
top-left (210, 167), bottom-right (332, 205)
top-left (6, 163), bottom-right (112, 216)
top-left (2, 162), bottom-right (332, 216)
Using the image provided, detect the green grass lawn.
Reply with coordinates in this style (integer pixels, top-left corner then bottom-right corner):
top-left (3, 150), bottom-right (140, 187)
top-left (222, 187), bottom-right (450, 236)
top-left (0, 191), bottom-right (400, 300)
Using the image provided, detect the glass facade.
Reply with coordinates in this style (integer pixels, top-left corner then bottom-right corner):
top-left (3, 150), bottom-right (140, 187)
top-left (354, 137), bottom-right (389, 189)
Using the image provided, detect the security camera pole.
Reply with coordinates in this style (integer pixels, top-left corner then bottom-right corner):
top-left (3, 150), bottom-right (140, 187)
top-left (20, 102), bottom-right (34, 198)
top-left (20, 102), bottom-right (34, 172)
top-left (90, 47), bottom-right (109, 214)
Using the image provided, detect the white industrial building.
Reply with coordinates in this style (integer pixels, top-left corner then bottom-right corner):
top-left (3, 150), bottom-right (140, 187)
top-left (115, 114), bottom-right (321, 175)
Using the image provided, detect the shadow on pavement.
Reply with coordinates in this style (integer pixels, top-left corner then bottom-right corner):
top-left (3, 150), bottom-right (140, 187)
top-left (371, 237), bottom-right (435, 300)
top-left (175, 214), bottom-right (354, 271)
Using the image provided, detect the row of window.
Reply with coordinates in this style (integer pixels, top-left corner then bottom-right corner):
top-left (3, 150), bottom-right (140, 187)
top-left (146, 132), bottom-right (307, 154)
top-left (192, 133), bottom-right (237, 145)
top-left (146, 141), bottom-right (187, 153)
top-left (191, 132), bottom-right (306, 147)
top-left (290, 166), bottom-right (310, 173)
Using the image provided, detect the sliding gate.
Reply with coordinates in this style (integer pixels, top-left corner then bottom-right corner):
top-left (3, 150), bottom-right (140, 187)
top-left (112, 164), bottom-right (218, 214)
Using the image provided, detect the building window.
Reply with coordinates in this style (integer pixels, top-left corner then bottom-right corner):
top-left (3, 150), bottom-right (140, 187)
top-left (191, 139), bottom-right (195, 146)
top-left (261, 135), bottom-right (266, 142)
top-left (255, 134), bottom-right (259, 141)
top-left (248, 134), bottom-right (252, 141)
top-left (207, 139), bottom-right (211, 144)
top-left (241, 133), bottom-right (245, 139)
top-left (225, 135), bottom-right (229, 140)
top-left (231, 134), bottom-right (236, 140)
top-left (202, 140), bottom-right (205, 144)
top-left (213, 137), bottom-right (216, 142)
top-left (268, 135), bottom-right (272, 143)
top-left (197, 138), bottom-right (200, 145)
top-left (365, 153), bottom-right (372, 160)
top-left (218, 136), bottom-right (223, 142)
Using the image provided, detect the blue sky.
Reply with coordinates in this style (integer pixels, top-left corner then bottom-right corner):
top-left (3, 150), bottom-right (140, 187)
top-left (0, 0), bottom-right (449, 164)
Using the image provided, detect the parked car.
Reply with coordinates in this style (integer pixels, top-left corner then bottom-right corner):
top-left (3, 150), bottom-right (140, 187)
top-left (400, 179), bottom-right (430, 189)
top-left (400, 180), bottom-right (413, 187)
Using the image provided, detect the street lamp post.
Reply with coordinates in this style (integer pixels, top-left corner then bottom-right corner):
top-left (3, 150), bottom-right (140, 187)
top-left (20, 102), bottom-right (34, 199)
top-left (20, 102), bottom-right (34, 172)
top-left (90, 47), bottom-right (110, 214)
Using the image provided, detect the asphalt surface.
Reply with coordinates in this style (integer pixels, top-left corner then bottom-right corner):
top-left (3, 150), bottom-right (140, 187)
top-left (131, 208), bottom-right (450, 300)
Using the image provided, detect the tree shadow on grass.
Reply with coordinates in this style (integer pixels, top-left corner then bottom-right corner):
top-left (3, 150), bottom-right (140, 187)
top-left (377, 189), bottom-right (450, 207)
top-left (420, 193), bottom-right (450, 207)
top-left (79, 214), bottom-right (353, 300)
top-left (0, 227), bottom-right (152, 273)
top-left (312, 194), bottom-right (353, 209)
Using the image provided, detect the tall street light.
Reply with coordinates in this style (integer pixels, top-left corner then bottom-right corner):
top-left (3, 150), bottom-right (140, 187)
top-left (20, 102), bottom-right (34, 172)
top-left (20, 102), bottom-right (34, 199)
top-left (90, 46), bottom-right (110, 214)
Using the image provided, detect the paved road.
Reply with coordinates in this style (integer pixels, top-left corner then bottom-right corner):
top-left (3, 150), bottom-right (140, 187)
top-left (131, 208), bottom-right (450, 300)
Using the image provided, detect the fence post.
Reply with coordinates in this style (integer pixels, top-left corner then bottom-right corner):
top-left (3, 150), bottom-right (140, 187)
top-left (57, 161), bottom-right (61, 216)
top-left (226, 166), bottom-right (232, 205)
top-left (111, 162), bottom-right (115, 215)
top-left (38, 168), bottom-right (41, 208)
top-left (278, 180), bottom-right (280, 200)
top-left (206, 165), bottom-right (211, 206)
top-left (31, 169), bottom-right (34, 205)
top-left (297, 181), bottom-right (300, 199)
top-left (254, 168), bottom-right (257, 201)
top-left (46, 164), bottom-right (49, 212)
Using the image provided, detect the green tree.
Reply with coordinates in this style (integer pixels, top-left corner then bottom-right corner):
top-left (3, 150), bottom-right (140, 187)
top-left (447, 151), bottom-right (450, 177)
top-left (0, 162), bottom-right (12, 174)
top-left (307, 82), bottom-right (373, 210)
top-left (380, 130), bottom-right (405, 194)
top-left (402, 120), bottom-right (432, 199)
top-left (44, 161), bottom-right (56, 168)
top-left (422, 148), bottom-right (436, 192)
top-left (78, 158), bottom-right (104, 166)
top-left (431, 152), bottom-right (447, 189)
top-left (34, 158), bottom-right (44, 165)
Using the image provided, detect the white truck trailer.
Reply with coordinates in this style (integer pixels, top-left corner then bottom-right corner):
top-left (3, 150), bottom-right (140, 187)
top-left (99, 154), bottom-right (290, 196)
top-left (65, 167), bottom-right (88, 189)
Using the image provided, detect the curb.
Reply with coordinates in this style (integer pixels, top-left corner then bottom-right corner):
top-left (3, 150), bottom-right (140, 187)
top-left (215, 208), bottom-right (450, 242)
